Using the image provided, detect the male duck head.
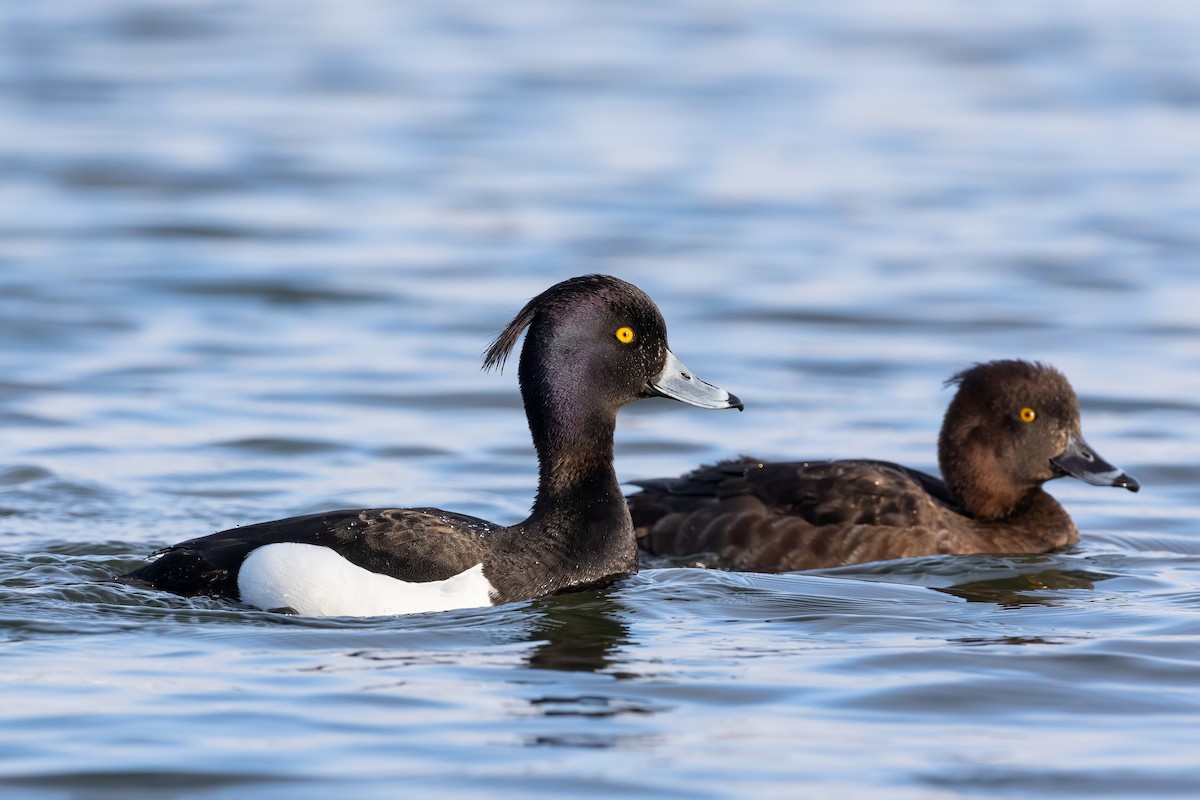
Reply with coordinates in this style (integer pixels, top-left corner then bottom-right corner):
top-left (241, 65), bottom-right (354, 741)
top-left (483, 274), bottom-right (743, 417)
top-left (483, 273), bottom-right (741, 511)
top-left (937, 360), bottom-right (1138, 520)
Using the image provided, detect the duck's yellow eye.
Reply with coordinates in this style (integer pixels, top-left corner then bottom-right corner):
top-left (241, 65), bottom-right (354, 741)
top-left (1020, 407), bottom-right (1036, 423)
top-left (615, 326), bottom-right (635, 344)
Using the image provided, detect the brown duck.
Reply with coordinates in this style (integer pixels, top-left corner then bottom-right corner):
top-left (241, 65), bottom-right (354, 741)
top-left (630, 360), bottom-right (1139, 572)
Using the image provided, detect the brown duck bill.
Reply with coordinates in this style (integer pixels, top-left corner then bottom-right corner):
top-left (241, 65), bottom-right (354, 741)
top-left (647, 349), bottom-right (743, 411)
top-left (1050, 433), bottom-right (1140, 492)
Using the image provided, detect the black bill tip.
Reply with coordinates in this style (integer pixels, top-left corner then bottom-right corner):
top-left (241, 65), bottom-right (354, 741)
top-left (1050, 434), bottom-right (1139, 493)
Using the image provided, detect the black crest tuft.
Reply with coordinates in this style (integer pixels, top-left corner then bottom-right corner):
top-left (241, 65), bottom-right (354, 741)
top-left (482, 297), bottom-right (538, 374)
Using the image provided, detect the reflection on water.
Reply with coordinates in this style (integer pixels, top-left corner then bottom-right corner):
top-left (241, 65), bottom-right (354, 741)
top-left (939, 568), bottom-right (1101, 607)
top-left (523, 591), bottom-right (630, 676)
top-left (2, 0), bottom-right (1200, 797)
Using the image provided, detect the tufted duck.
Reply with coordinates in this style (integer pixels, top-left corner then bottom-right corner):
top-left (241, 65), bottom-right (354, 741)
top-left (630, 360), bottom-right (1137, 571)
top-left (121, 275), bottom-right (742, 615)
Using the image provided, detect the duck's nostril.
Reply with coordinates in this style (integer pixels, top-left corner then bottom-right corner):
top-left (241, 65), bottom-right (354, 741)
top-left (680, 372), bottom-right (692, 380)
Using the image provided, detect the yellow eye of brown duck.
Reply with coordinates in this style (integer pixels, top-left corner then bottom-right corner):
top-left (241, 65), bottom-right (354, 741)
top-left (615, 326), bottom-right (635, 344)
top-left (1019, 407), bottom-right (1036, 423)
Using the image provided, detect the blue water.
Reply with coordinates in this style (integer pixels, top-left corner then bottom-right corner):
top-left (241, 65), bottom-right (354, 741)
top-left (2, 1), bottom-right (1200, 797)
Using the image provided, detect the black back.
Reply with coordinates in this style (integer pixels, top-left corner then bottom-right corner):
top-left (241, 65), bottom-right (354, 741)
top-left (123, 508), bottom-right (496, 598)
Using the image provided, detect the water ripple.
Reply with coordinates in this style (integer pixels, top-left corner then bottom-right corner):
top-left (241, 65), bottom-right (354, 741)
top-left (2, 0), bottom-right (1199, 796)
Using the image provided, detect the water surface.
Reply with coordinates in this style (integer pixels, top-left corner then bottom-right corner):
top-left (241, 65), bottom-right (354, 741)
top-left (2, 1), bottom-right (1199, 798)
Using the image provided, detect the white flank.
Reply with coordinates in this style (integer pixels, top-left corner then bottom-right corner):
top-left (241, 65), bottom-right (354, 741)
top-left (237, 542), bottom-right (496, 617)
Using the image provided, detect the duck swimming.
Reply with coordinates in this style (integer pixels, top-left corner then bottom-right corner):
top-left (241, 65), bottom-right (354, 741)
top-left (630, 360), bottom-right (1137, 572)
top-left (120, 275), bottom-right (742, 615)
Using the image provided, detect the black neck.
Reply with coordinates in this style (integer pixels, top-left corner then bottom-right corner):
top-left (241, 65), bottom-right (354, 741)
top-left (488, 382), bottom-right (636, 600)
top-left (490, 322), bottom-right (639, 601)
top-left (527, 397), bottom-right (623, 520)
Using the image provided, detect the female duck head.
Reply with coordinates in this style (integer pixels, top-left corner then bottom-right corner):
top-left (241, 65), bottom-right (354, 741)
top-left (483, 275), bottom-right (742, 437)
top-left (937, 359), bottom-right (1138, 519)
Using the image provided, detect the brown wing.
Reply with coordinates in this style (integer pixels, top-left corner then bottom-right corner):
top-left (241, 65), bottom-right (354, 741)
top-left (741, 460), bottom-right (956, 527)
top-left (630, 458), bottom-right (967, 571)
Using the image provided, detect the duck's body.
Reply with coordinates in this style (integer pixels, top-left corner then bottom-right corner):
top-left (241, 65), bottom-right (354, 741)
top-left (136, 504), bottom-right (631, 617)
top-left (631, 361), bottom-right (1138, 572)
top-left (128, 508), bottom-right (499, 616)
top-left (121, 275), bottom-right (742, 615)
top-left (633, 456), bottom-right (1079, 572)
